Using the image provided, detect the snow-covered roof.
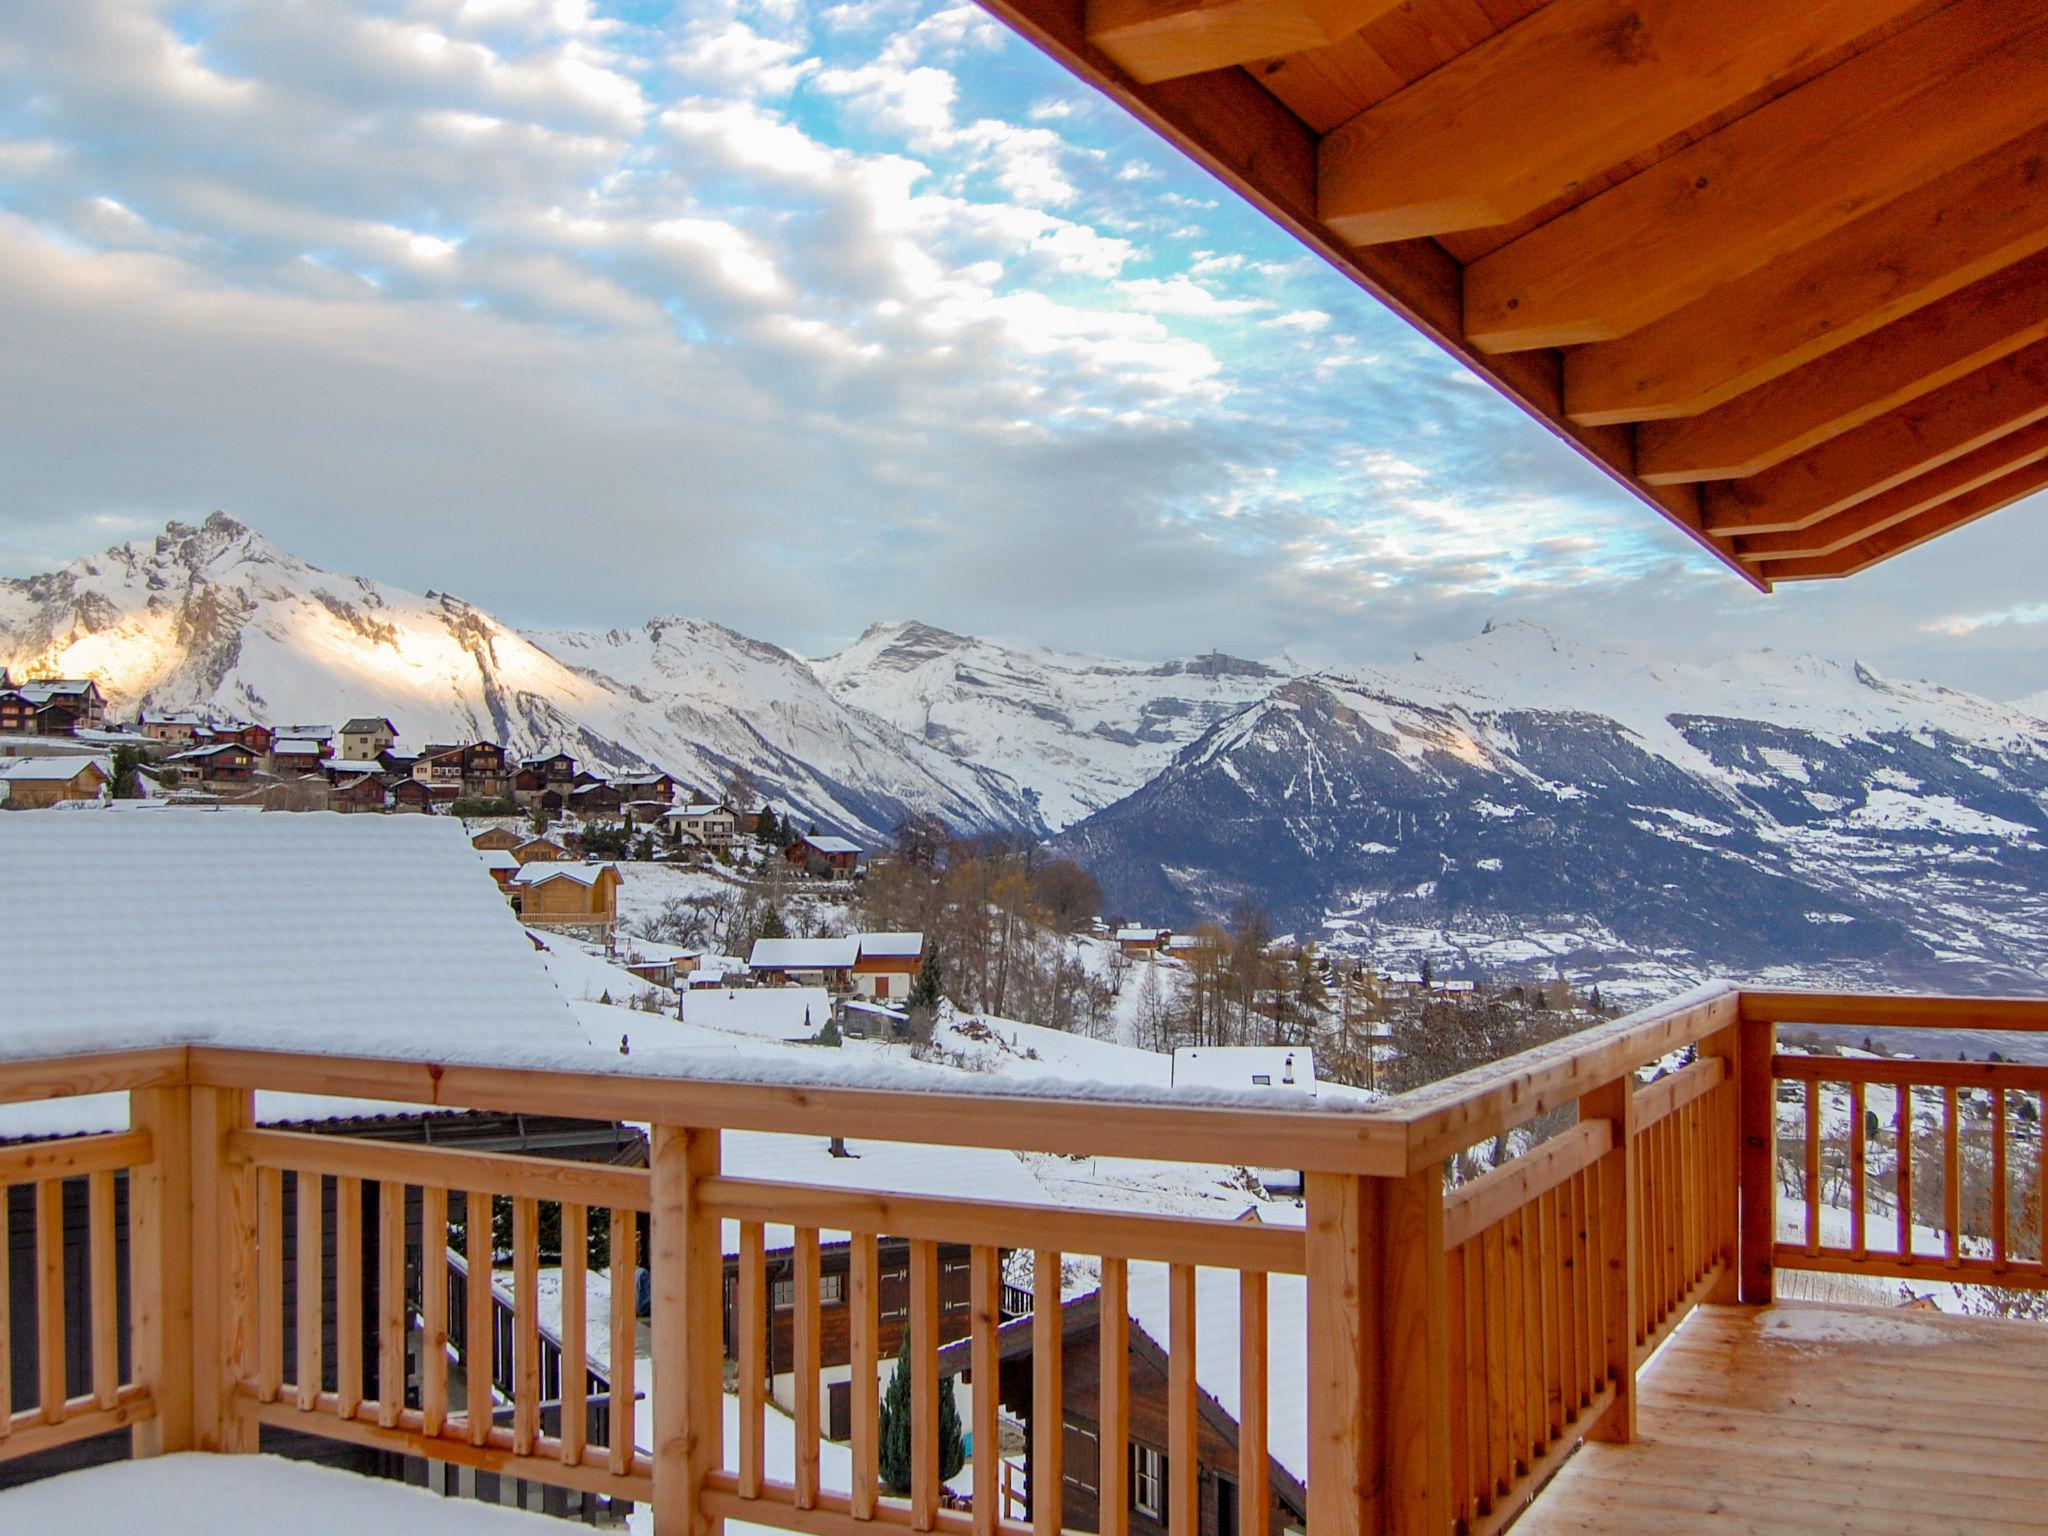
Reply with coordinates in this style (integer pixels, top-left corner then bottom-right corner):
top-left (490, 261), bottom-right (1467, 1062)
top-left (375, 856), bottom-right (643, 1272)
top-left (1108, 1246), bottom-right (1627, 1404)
top-left (684, 986), bottom-right (834, 1040)
top-left (15, 680), bottom-right (98, 702)
top-left (340, 717), bottom-right (396, 734)
top-left (1172, 1046), bottom-right (1316, 1095)
top-left (749, 937), bottom-right (859, 969)
top-left (857, 931), bottom-right (923, 960)
top-left (511, 861), bottom-right (611, 887)
top-left (799, 834), bottom-right (860, 855)
top-left (165, 741), bottom-right (250, 761)
top-left (665, 802), bottom-right (731, 818)
top-left (321, 758), bottom-right (386, 776)
top-left (0, 754), bottom-right (108, 781)
top-left (272, 737), bottom-right (325, 753)
top-left (477, 848), bottom-right (520, 872)
top-left (0, 811), bottom-right (584, 1063)
top-left (1115, 927), bottom-right (1161, 942)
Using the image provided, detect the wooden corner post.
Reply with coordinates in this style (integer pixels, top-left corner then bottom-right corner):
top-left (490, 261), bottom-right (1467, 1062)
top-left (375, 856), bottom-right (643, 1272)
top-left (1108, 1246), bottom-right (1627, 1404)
top-left (1305, 1169), bottom-right (1452, 1536)
top-left (129, 1083), bottom-right (193, 1456)
top-left (1737, 1010), bottom-right (1777, 1305)
top-left (651, 1125), bottom-right (723, 1536)
top-left (1583, 1074), bottom-right (1637, 1444)
top-left (1699, 1017), bottom-right (1743, 1303)
top-left (189, 1085), bottom-right (257, 1453)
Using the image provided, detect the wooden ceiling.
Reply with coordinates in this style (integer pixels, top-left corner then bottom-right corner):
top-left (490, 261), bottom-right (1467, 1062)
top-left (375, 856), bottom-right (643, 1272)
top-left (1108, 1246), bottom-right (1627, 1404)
top-left (975, 0), bottom-right (2048, 587)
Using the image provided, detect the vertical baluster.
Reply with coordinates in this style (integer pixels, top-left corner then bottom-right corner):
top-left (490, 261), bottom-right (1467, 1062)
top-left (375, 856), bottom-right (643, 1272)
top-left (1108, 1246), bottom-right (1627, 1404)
top-left (1571, 1171), bottom-right (1593, 1417)
top-left (335, 1177), bottom-right (362, 1421)
top-left (1480, 1221), bottom-right (1507, 1497)
top-left (36, 1180), bottom-right (64, 1423)
top-left (607, 1206), bottom-right (637, 1474)
top-left (1167, 1264), bottom-right (1198, 1536)
top-left (1519, 1204), bottom-right (1542, 1458)
top-left (377, 1181), bottom-right (404, 1428)
top-left (1991, 1090), bottom-right (2009, 1271)
top-left (1097, 1256), bottom-right (1128, 1536)
top-left (256, 1169), bottom-right (283, 1403)
top-left (1810, 1089), bottom-right (1826, 1253)
top-left (1679, 1100), bottom-right (1699, 1287)
top-left (560, 1202), bottom-right (588, 1467)
top-left (420, 1186), bottom-right (448, 1438)
top-left (851, 1232), bottom-right (879, 1518)
top-left (1847, 1083), bottom-right (1866, 1259)
top-left (795, 1228), bottom-right (822, 1511)
top-left (1462, 1239), bottom-right (1486, 1512)
top-left (1501, 1210), bottom-right (1525, 1474)
top-left (89, 1169), bottom-right (118, 1409)
top-left (1238, 1268), bottom-right (1268, 1536)
top-left (1895, 1081), bottom-right (1913, 1258)
top-left (1443, 1251), bottom-right (1467, 1532)
top-left (738, 1223), bottom-right (765, 1497)
top-left (513, 1196), bottom-right (539, 1454)
top-left (1031, 1249), bottom-right (1063, 1536)
top-left (971, 1244), bottom-right (1003, 1536)
top-left (297, 1173), bottom-right (323, 1412)
top-left (1540, 1188), bottom-right (1562, 1443)
top-left (910, 1238), bottom-right (939, 1531)
top-left (1553, 1180), bottom-right (1577, 1421)
top-left (466, 1191), bottom-right (493, 1445)
top-left (1943, 1086), bottom-right (1962, 1268)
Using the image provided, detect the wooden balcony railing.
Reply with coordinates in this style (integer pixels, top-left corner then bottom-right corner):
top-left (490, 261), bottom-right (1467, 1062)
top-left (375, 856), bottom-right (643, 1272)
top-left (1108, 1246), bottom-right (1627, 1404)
top-left (1, 989), bottom-right (2043, 1534)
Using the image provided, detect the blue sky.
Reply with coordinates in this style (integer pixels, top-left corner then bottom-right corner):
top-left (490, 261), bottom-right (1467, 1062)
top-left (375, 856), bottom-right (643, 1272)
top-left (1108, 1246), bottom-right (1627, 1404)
top-left (0, 0), bottom-right (2043, 698)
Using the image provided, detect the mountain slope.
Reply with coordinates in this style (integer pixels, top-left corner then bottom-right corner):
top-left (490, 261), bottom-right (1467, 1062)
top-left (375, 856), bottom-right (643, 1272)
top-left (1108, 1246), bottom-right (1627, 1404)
top-left (812, 620), bottom-right (1280, 827)
top-left (0, 515), bottom-right (1037, 839)
top-left (1056, 623), bottom-right (2048, 995)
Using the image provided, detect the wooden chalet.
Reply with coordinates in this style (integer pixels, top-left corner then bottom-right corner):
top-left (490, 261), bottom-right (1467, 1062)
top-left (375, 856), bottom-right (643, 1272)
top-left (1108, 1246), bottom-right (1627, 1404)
top-left (850, 933), bottom-right (923, 1002)
top-left (471, 826), bottom-right (524, 854)
top-left (268, 737), bottom-right (329, 776)
top-left (0, 756), bottom-right (110, 808)
top-left (664, 803), bottom-right (738, 850)
top-left (165, 740), bottom-right (259, 786)
top-left (338, 717), bottom-right (398, 761)
top-left (785, 833), bottom-right (861, 879)
top-left (0, 680), bottom-right (106, 737)
top-left (513, 835), bottom-right (574, 865)
top-left (135, 710), bottom-right (208, 747)
top-left (512, 862), bottom-right (621, 940)
top-left (330, 772), bottom-right (389, 814)
top-left (214, 722), bottom-right (276, 756)
top-left (569, 780), bottom-right (622, 816)
top-left (612, 772), bottom-right (679, 806)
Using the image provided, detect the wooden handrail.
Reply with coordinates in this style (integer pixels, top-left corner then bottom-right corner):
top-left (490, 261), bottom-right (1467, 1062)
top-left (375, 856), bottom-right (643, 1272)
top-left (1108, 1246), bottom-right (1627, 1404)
top-left (1741, 990), bottom-right (2048, 1030)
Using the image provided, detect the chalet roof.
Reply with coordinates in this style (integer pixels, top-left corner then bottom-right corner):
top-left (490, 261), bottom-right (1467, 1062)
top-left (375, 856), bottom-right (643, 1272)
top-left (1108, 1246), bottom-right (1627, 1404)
top-left (16, 679), bottom-right (100, 702)
top-left (748, 937), bottom-right (860, 970)
top-left (1115, 927), bottom-right (1162, 942)
top-left (665, 802), bottom-right (731, 818)
top-left (856, 931), bottom-right (924, 960)
top-left (612, 771), bottom-right (673, 788)
top-left (987, 0), bottom-right (2048, 585)
top-left (798, 834), bottom-right (860, 856)
top-left (0, 754), bottom-right (108, 781)
top-left (340, 717), bottom-right (397, 734)
top-left (141, 710), bottom-right (208, 726)
top-left (510, 861), bottom-right (613, 888)
top-left (166, 743), bottom-right (250, 761)
top-left (477, 848), bottom-right (521, 872)
top-left (272, 737), bottom-right (326, 754)
top-left (321, 758), bottom-right (386, 776)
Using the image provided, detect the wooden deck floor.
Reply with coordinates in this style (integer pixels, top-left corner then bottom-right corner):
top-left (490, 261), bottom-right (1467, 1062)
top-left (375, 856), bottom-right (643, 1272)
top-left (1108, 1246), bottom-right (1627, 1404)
top-left (1511, 1301), bottom-right (2048, 1535)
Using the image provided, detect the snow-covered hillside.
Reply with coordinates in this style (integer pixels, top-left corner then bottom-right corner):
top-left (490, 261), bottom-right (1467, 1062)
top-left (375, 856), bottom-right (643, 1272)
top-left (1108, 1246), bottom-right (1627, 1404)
top-left (0, 515), bottom-right (1035, 840)
top-left (813, 620), bottom-right (1280, 827)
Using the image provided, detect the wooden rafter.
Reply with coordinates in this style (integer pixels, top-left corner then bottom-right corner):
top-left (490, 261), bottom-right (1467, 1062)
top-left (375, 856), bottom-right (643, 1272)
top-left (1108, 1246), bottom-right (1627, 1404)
top-left (1085, 0), bottom-right (1400, 85)
top-left (1757, 457), bottom-right (2048, 581)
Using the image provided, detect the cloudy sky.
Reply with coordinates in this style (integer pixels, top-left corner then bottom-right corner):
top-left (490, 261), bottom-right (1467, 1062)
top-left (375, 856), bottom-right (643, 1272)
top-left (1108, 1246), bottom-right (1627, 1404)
top-left (1, 0), bottom-right (2043, 699)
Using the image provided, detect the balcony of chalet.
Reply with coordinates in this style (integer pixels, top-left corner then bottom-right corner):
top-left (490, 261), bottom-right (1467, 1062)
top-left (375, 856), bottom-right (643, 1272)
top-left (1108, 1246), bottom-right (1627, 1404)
top-left (3, 986), bottom-right (2047, 1535)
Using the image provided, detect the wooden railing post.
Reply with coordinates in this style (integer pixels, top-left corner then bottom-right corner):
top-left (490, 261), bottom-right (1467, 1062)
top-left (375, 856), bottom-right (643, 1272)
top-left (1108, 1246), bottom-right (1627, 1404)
top-left (129, 1084), bottom-right (193, 1456)
top-left (651, 1125), bottom-right (723, 1536)
top-left (1737, 1009), bottom-right (1777, 1305)
top-left (1305, 1169), bottom-right (1452, 1536)
top-left (1582, 1075), bottom-right (1636, 1444)
top-left (190, 1085), bottom-right (257, 1453)
top-left (1699, 1020), bottom-right (1742, 1303)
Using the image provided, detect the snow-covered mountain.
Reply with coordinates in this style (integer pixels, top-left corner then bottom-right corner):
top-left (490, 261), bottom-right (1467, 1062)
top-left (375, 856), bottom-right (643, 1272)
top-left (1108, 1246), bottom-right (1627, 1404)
top-left (0, 515), bottom-right (1038, 840)
top-left (2019, 688), bottom-right (2048, 722)
top-left (1055, 621), bottom-right (2048, 997)
top-left (812, 621), bottom-right (1282, 826)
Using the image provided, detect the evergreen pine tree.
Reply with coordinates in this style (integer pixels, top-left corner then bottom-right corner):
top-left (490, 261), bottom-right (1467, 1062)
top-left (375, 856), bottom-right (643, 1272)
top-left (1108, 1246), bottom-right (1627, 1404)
top-left (756, 806), bottom-right (781, 845)
top-left (908, 946), bottom-right (943, 1010)
top-left (878, 1349), bottom-right (913, 1494)
top-left (1419, 956), bottom-right (1433, 990)
top-left (936, 1373), bottom-right (966, 1481)
top-left (760, 906), bottom-right (789, 941)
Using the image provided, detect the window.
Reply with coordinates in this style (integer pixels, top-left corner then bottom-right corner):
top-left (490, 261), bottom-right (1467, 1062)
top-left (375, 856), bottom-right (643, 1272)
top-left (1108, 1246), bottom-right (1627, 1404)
top-left (1132, 1445), bottom-right (1166, 1521)
top-left (1215, 1475), bottom-right (1238, 1536)
top-left (773, 1273), bottom-right (845, 1310)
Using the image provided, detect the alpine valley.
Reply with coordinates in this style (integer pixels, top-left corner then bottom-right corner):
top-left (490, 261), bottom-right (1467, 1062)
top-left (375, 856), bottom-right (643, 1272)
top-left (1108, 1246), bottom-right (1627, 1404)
top-left (9, 515), bottom-right (2048, 997)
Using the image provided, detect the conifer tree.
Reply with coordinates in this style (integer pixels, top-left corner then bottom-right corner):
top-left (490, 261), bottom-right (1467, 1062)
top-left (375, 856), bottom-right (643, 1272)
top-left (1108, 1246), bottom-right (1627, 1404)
top-left (877, 1347), bottom-right (965, 1495)
top-left (908, 946), bottom-right (943, 1011)
top-left (760, 905), bottom-right (789, 941)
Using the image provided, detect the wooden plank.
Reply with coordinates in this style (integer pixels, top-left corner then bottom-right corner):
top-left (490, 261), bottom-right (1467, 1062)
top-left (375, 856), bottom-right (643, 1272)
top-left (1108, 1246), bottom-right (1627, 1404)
top-left (1087, 0), bottom-right (1400, 84)
top-left (1737, 1017), bottom-right (1775, 1304)
top-left (700, 1178), bottom-right (1306, 1272)
top-left (466, 1190), bottom-right (493, 1446)
top-left (1582, 1074), bottom-right (1636, 1442)
top-left (513, 1195), bottom-right (539, 1454)
top-left (1502, 1203), bottom-right (1526, 1472)
top-left (702, 1477), bottom-right (1035, 1536)
top-left (1305, 1173), bottom-right (1374, 1536)
top-left (0, 1047), bottom-right (189, 1109)
top-left (1097, 1256), bottom-right (1130, 1536)
top-left (296, 1173), bottom-right (323, 1412)
top-left (256, 1168), bottom-right (283, 1404)
top-left (739, 1222), bottom-right (766, 1499)
top-left (608, 1205), bottom-right (637, 1476)
top-left (378, 1180), bottom-right (404, 1428)
top-left (1, 1389), bottom-right (157, 1464)
top-left (1774, 1245), bottom-right (2048, 1290)
top-left (1992, 1091), bottom-right (2009, 1268)
top-left (1638, 244), bottom-right (2048, 481)
top-left (1803, 1081), bottom-right (1821, 1255)
top-left (234, 1128), bottom-right (649, 1211)
top-left (1464, 0), bottom-right (2048, 351)
top-left (1702, 338), bottom-right (2048, 535)
top-left (1636, 1057), bottom-right (1727, 1129)
top-left (1539, 1186), bottom-right (1562, 1445)
top-left (1446, 1246), bottom-right (1471, 1527)
top-left (1741, 991), bottom-right (2048, 1031)
top-left (0, 1130), bottom-right (154, 1186)
top-left (1758, 456), bottom-right (2048, 580)
top-left (36, 1180), bottom-right (65, 1425)
top-left (796, 1227), bottom-right (823, 1511)
top-left (1238, 1268), bottom-right (1268, 1536)
top-left (420, 1185), bottom-right (448, 1438)
top-left (1851, 1082), bottom-right (1869, 1260)
top-left (127, 1085), bottom-right (192, 1456)
top-left (1894, 1083), bottom-right (1912, 1261)
top-left (1167, 1264), bottom-right (1198, 1536)
top-left (1319, 0), bottom-right (1921, 243)
top-left (648, 1125), bottom-right (723, 1536)
top-left (1944, 1087), bottom-right (1962, 1268)
top-left (1443, 1117), bottom-right (1612, 1249)
top-left (335, 1176), bottom-right (363, 1421)
top-left (911, 1238), bottom-right (940, 1532)
top-left (851, 1231), bottom-right (879, 1519)
top-left (971, 1244), bottom-right (1001, 1536)
top-left (1733, 416), bottom-right (2048, 561)
top-left (1772, 1053), bottom-right (2048, 1093)
top-left (1031, 1248), bottom-right (1063, 1536)
top-left (1481, 1220), bottom-right (1508, 1501)
top-left (89, 1169), bottom-right (118, 1409)
top-left (560, 1201), bottom-right (588, 1466)
top-left (1381, 1165), bottom-right (1452, 1535)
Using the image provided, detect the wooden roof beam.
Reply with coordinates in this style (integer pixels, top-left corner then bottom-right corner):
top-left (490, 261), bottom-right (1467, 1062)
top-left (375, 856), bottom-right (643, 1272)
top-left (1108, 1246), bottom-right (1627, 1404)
top-left (1084, 0), bottom-right (1401, 85)
top-left (1729, 417), bottom-right (2048, 561)
top-left (1318, 0), bottom-right (1923, 246)
top-left (1757, 459), bottom-right (2048, 581)
top-left (1702, 339), bottom-right (2048, 536)
top-left (1462, 0), bottom-right (2048, 353)
top-left (1635, 248), bottom-right (2048, 484)
top-left (1570, 125), bottom-right (2048, 431)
